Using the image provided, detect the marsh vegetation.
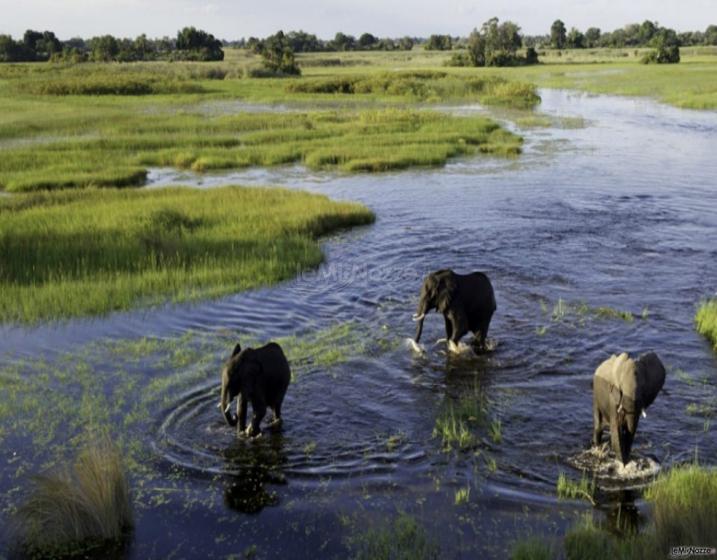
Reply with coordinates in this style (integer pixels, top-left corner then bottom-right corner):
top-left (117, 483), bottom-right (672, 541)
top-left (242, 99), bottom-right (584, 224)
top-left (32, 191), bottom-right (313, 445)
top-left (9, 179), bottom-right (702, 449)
top-left (0, 186), bottom-right (373, 321)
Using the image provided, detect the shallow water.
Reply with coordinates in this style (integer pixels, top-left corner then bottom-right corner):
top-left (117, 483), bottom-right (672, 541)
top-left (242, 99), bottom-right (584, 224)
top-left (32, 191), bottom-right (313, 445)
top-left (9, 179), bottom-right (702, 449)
top-left (1, 89), bottom-right (716, 558)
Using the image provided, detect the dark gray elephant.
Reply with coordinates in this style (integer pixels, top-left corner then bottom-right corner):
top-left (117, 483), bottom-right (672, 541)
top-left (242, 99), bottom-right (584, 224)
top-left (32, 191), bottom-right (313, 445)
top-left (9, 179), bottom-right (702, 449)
top-left (219, 342), bottom-right (291, 438)
top-left (412, 269), bottom-right (496, 352)
top-left (592, 352), bottom-right (666, 465)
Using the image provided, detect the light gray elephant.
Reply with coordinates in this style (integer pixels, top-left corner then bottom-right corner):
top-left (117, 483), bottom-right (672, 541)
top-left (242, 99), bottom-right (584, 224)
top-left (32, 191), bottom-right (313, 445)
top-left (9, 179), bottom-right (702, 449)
top-left (592, 352), bottom-right (666, 465)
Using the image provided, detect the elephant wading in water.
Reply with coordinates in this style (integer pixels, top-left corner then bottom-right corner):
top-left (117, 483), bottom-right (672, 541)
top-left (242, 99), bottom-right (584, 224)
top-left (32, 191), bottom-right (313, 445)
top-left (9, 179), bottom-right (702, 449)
top-left (592, 352), bottom-right (666, 465)
top-left (412, 269), bottom-right (496, 353)
top-left (219, 342), bottom-right (291, 438)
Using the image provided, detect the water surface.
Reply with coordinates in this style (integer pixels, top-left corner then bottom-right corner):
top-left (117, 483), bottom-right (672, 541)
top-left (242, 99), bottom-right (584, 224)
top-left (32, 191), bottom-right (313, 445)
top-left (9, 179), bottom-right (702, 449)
top-left (1, 89), bottom-right (716, 558)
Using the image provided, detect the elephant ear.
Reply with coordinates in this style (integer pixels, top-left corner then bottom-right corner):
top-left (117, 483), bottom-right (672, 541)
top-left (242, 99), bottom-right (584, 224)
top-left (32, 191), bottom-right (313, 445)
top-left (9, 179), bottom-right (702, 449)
top-left (231, 343), bottom-right (242, 358)
top-left (436, 273), bottom-right (458, 313)
top-left (636, 352), bottom-right (666, 411)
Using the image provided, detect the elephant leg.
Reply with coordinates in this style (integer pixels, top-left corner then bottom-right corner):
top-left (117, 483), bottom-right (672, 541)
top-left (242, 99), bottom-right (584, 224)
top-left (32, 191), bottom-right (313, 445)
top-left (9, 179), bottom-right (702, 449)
top-left (444, 315), bottom-right (453, 342)
top-left (238, 396), bottom-right (248, 433)
top-left (592, 405), bottom-right (602, 447)
top-left (609, 416), bottom-right (622, 462)
top-left (247, 401), bottom-right (266, 437)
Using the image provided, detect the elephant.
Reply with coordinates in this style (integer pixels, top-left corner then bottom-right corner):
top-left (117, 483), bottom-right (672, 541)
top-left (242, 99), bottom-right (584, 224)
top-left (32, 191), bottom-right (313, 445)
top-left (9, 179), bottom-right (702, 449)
top-left (219, 341), bottom-right (291, 438)
top-left (592, 352), bottom-right (666, 465)
top-left (412, 269), bottom-right (496, 352)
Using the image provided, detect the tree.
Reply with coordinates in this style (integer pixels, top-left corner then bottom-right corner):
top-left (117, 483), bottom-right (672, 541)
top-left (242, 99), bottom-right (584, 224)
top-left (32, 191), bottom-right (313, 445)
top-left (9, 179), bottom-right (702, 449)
top-left (260, 30), bottom-right (301, 75)
top-left (566, 28), bottom-right (585, 48)
top-left (638, 20), bottom-right (657, 44)
top-left (330, 32), bottom-right (356, 51)
top-left (703, 25), bottom-right (717, 45)
top-left (424, 34), bottom-right (452, 50)
top-left (0, 35), bottom-right (23, 62)
top-left (286, 30), bottom-right (321, 52)
top-left (584, 27), bottom-right (601, 47)
top-left (358, 33), bottom-right (378, 50)
top-left (398, 37), bottom-right (414, 51)
top-left (90, 35), bottom-right (119, 62)
top-left (550, 20), bottom-right (567, 49)
top-left (467, 18), bottom-right (534, 67)
top-left (176, 26), bottom-right (223, 60)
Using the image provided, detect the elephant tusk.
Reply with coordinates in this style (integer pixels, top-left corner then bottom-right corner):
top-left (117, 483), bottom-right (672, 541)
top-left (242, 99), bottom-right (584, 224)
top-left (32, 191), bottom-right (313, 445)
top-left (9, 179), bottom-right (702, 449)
top-left (224, 403), bottom-right (232, 414)
top-left (641, 409), bottom-right (647, 418)
top-left (412, 313), bottom-right (425, 322)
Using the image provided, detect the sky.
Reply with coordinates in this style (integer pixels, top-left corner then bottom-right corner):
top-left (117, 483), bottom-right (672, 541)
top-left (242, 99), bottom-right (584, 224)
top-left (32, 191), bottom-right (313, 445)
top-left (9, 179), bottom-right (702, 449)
top-left (0, 0), bottom-right (715, 40)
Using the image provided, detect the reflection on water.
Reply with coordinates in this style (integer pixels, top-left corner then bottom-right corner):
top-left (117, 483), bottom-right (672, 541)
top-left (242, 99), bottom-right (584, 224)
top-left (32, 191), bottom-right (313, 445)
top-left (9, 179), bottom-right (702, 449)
top-left (1, 90), bottom-right (716, 558)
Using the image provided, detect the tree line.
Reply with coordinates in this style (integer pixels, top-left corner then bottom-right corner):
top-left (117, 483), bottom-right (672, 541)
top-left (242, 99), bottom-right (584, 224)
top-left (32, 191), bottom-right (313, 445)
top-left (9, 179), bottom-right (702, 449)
top-left (529, 21), bottom-right (717, 49)
top-left (239, 30), bottom-right (416, 53)
top-left (0, 27), bottom-right (223, 63)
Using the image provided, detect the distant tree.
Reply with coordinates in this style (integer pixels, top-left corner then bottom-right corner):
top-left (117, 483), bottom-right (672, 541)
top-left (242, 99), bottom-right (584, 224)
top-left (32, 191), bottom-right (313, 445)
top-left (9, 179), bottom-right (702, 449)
top-left (260, 30), bottom-right (301, 75)
top-left (358, 32), bottom-right (378, 50)
top-left (132, 34), bottom-right (155, 60)
top-left (398, 36), bottom-right (414, 50)
top-left (467, 17), bottom-right (534, 67)
top-left (623, 23), bottom-right (641, 46)
top-left (286, 30), bottom-right (321, 52)
top-left (638, 20), bottom-right (658, 44)
top-left (550, 19), bottom-right (567, 49)
top-left (642, 28), bottom-right (680, 63)
top-left (176, 26), bottom-right (223, 60)
top-left (90, 35), bottom-right (119, 62)
top-left (566, 28), bottom-right (585, 48)
top-left (376, 38), bottom-right (396, 51)
top-left (584, 27), bottom-right (601, 48)
top-left (330, 32), bottom-right (356, 51)
top-left (0, 35), bottom-right (24, 62)
top-left (704, 25), bottom-right (717, 45)
top-left (424, 34), bottom-right (452, 50)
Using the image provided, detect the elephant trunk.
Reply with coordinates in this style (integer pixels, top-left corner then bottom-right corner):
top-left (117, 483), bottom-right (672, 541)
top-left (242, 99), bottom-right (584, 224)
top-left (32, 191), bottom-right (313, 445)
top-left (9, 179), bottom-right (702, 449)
top-left (221, 382), bottom-right (237, 427)
top-left (413, 298), bottom-right (428, 344)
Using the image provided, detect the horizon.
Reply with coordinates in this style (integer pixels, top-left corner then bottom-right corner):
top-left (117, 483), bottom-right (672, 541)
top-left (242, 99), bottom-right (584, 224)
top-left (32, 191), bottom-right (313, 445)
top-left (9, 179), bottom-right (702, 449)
top-left (0, 0), bottom-right (716, 41)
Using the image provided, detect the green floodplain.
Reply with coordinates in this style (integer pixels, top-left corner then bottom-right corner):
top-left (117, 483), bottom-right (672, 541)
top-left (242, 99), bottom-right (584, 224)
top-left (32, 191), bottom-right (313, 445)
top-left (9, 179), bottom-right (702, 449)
top-left (1, 45), bottom-right (717, 558)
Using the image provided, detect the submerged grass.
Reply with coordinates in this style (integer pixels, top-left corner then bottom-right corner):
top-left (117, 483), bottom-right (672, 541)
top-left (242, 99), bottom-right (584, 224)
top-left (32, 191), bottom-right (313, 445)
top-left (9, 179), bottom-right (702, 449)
top-left (433, 393), bottom-right (490, 452)
top-left (0, 186), bottom-right (374, 322)
top-left (12, 434), bottom-right (132, 558)
top-left (350, 514), bottom-right (439, 560)
top-left (556, 471), bottom-right (596, 505)
top-left (696, 299), bottom-right (717, 350)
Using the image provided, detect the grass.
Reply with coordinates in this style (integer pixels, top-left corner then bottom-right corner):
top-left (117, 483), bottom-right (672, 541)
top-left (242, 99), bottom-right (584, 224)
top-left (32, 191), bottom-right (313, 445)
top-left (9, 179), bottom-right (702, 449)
top-left (0, 61), bottom-right (530, 192)
top-left (556, 472), bottom-right (596, 505)
top-left (0, 186), bottom-right (374, 322)
top-left (503, 52), bottom-right (717, 110)
top-left (696, 299), bottom-right (717, 350)
top-left (548, 298), bottom-right (636, 324)
top-left (513, 464), bottom-right (717, 559)
top-left (433, 393), bottom-right (489, 452)
top-left (285, 71), bottom-right (540, 107)
top-left (454, 486), bottom-right (471, 505)
top-left (0, 107), bottom-right (521, 192)
top-left (645, 464), bottom-right (717, 553)
top-left (510, 538), bottom-right (554, 560)
top-left (350, 514), bottom-right (439, 560)
top-left (12, 434), bottom-right (132, 558)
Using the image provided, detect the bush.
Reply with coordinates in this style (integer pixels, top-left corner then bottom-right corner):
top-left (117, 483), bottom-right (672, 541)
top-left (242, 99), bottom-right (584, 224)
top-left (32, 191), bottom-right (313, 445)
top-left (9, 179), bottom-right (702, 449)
top-left (18, 75), bottom-right (205, 96)
top-left (12, 435), bottom-right (133, 558)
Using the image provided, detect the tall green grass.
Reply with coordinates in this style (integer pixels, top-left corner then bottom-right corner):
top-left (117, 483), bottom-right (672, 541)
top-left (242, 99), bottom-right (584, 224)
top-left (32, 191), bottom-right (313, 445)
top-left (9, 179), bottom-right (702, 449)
top-left (696, 299), bottom-right (717, 350)
top-left (0, 109), bottom-right (522, 192)
top-left (511, 464), bottom-right (717, 559)
top-left (12, 435), bottom-right (132, 558)
top-left (0, 186), bottom-right (374, 322)
top-left (285, 71), bottom-right (540, 107)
